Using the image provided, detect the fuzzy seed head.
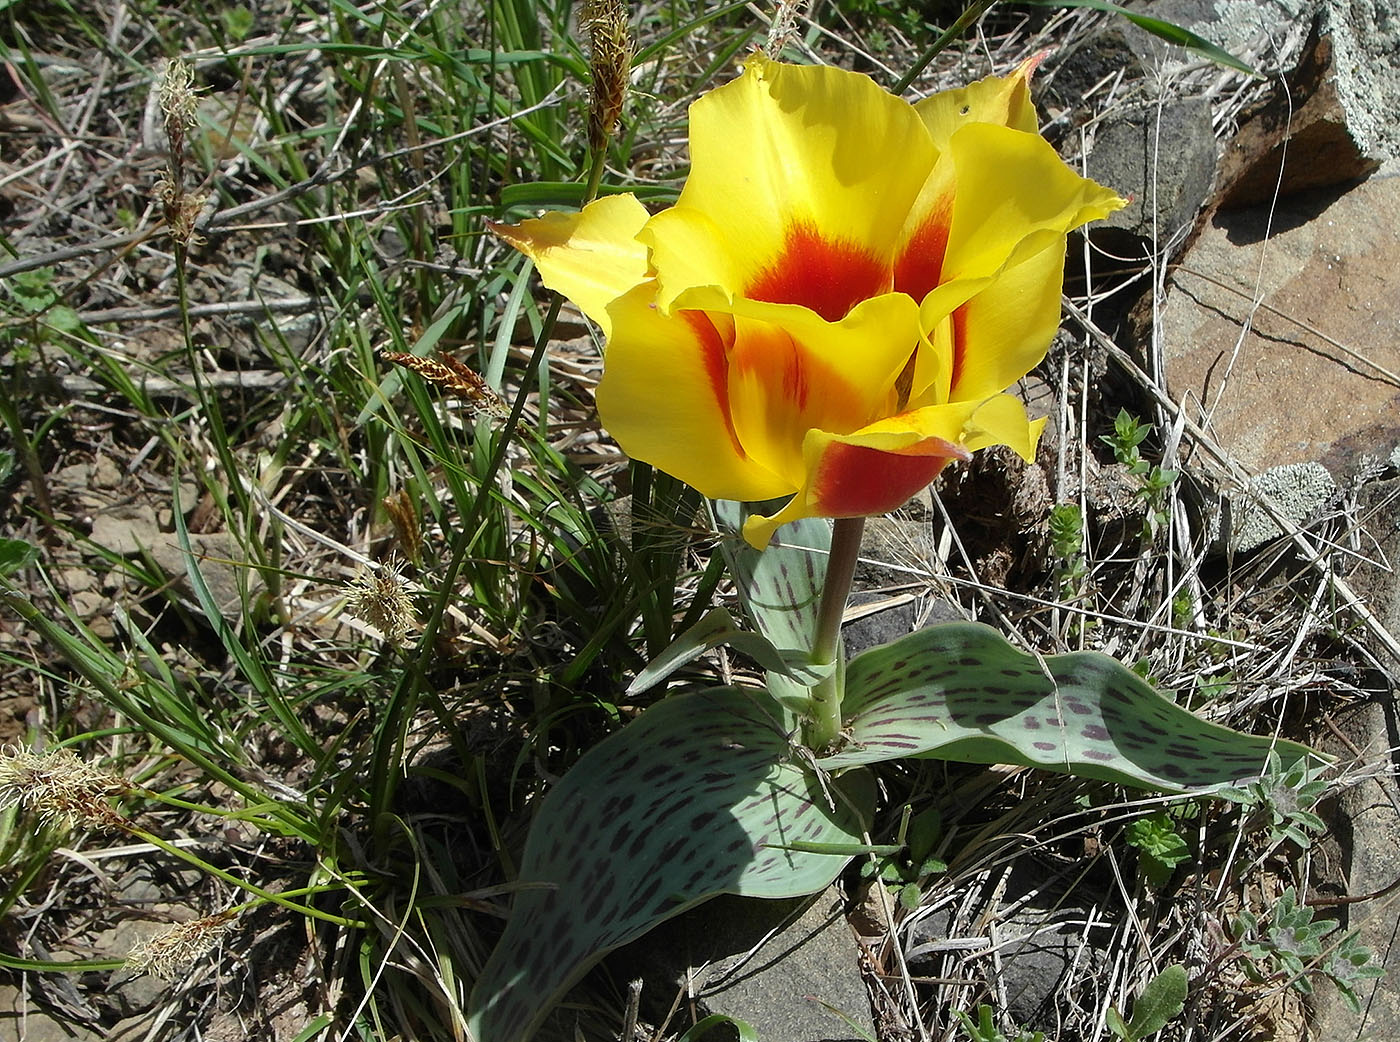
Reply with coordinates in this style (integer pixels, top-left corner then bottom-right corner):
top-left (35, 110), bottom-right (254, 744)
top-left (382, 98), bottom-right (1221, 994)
top-left (346, 556), bottom-right (419, 644)
top-left (764, 0), bottom-right (810, 58)
top-left (0, 746), bottom-right (131, 831)
top-left (155, 178), bottom-right (207, 247)
top-left (157, 59), bottom-right (200, 135)
top-left (125, 911), bottom-right (237, 982)
top-left (580, 0), bottom-right (632, 153)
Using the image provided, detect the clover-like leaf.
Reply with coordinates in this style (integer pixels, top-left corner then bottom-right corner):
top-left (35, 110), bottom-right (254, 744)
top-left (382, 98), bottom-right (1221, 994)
top-left (468, 686), bottom-right (872, 1042)
top-left (819, 623), bottom-right (1322, 790)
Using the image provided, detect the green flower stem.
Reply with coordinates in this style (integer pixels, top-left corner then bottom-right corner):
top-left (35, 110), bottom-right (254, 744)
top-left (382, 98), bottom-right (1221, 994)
top-left (891, 0), bottom-right (998, 95)
top-left (123, 824), bottom-right (363, 928)
top-left (583, 145), bottom-right (607, 208)
top-left (803, 516), bottom-right (864, 750)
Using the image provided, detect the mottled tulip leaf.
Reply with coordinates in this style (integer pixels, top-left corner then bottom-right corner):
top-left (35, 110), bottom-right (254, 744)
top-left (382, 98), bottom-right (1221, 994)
top-left (467, 686), bottom-right (872, 1042)
top-left (820, 623), bottom-right (1322, 790)
top-left (626, 606), bottom-right (833, 696)
top-left (712, 500), bottom-right (830, 656)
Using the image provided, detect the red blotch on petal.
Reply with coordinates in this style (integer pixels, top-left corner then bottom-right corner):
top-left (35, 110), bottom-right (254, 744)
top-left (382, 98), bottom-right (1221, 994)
top-left (680, 310), bottom-right (748, 462)
top-left (892, 199), bottom-right (952, 303)
top-left (747, 221), bottom-right (890, 323)
top-left (809, 437), bottom-right (971, 517)
top-left (948, 303), bottom-right (969, 393)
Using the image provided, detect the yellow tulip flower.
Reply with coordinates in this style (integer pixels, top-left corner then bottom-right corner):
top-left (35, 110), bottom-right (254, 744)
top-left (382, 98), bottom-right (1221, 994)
top-left (493, 54), bottom-right (1125, 548)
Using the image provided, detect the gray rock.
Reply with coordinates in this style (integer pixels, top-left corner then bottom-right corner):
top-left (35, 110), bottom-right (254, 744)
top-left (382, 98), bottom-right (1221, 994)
top-left (616, 888), bottom-right (874, 1042)
top-left (0, 985), bottom-right (106, 1042)
top-left (1228, 461), bottom-right (1339, 552)
top-left (1323, 0), bottom-right (1400, 161)
top-left (1087, 99), bottom-right (1219, 254)
top-left (1207, 0), bottom-right (1318, 66)
top-left (1216, 27), bottom-right (1382, 210)
top-left (905, 879), bottom-right (1109, 1034)
top-left (89, 504), bottom-right (161, 556)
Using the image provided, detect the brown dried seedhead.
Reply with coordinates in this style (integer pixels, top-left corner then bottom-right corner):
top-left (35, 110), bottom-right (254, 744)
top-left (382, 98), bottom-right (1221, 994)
top-left (580, 0), bottom-right (632, 154)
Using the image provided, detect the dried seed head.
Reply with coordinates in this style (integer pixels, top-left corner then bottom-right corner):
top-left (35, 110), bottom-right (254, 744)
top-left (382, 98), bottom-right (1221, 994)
top-left (345, 555), bottom-right (419, 645)
top-left (153, 59), bottom-right (207, 247)
top-left (381, 488), bottom-right (422, 568)
top-left (0, 746), bottom-right (132, 832)
top-left (580, 0), bottom-right (632, 153)
top-left (157, 59), bottom-right (200, 137)
top-left (381, 350), bottom-right (506, 422)
top-left (155, 177), bottom-right (207, 247)
top-left (125, 911), bottom-right (237, 982)
top-left (764, 0), bottom-right (809, 59)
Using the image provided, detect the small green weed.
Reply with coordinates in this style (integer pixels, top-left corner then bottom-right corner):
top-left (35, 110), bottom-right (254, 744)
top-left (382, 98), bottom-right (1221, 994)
top-left (1218, 750), bottom-right (1329, 850)
top-left (1124, 810), bottom-right (1193, 887)
top-left (1233, 887), bottom-right (1384, 1012)
top-left (955, 1004), bottom-right (1045, 1042)
top-left (1101, 408), bottom-right (1178, 537)
top-left (1048, 501), bottom-right (1088, 599)
top-left (1106, 964), bottom-right (1187, 1041)
top-left (857, 803), bottom-right (948, 909)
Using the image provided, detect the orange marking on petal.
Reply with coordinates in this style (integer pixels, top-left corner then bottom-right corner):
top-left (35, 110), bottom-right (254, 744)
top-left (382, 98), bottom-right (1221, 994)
top-left (811, 437), bottom-right (970, 517)
top-left (893, 199), bottom-right (952, 303)
top-left (680, 309), bottom-right (747, 461)
top-left (731, 321), bottom-right (810, 410)
top-left (948, 303), bottom-right (969, 394)
top-left (747, 220), bottom-right (890, 323)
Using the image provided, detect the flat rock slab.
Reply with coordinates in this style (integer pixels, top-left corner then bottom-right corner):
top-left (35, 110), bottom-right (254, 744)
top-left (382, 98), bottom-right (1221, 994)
top-left (616, 887), bottom-right (874, 1042)
top-left (1162, 166), bottom-right (1400, 476)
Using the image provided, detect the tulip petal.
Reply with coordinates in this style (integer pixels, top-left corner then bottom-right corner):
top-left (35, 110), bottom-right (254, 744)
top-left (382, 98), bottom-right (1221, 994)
top-left (597, 284), bottom-right (790, 502)
top-left (741, 395), bottom-right (1044, 548)
top-left (725, 294), bottom-right (921, 489)
top-left (943, 233), bottom-right (1067, 403)
top-left (644, 55), bottom-right (934, 316)
top-left (906, 273), bottom-right (995, 406)
top-left (893, 59), bottom-right (1051, 307)
top-left (913, 55), bottom-right (1041, 147)
top-left (892, 164), bottom-right (956, 305)
top-left (489, 194), bottom-right (652, 336)
top-left (941, 123), bottom-right (1126, 282)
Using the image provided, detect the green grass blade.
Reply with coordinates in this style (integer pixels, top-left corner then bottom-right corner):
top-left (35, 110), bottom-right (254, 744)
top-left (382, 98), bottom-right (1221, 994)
top-left (1017, 0), bottom-right (1260, 77)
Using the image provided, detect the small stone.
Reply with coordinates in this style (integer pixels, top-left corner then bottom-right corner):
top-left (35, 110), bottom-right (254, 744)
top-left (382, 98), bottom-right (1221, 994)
top-left (90, 505), bottom-right (161, 556)
top-left (70, 591), bottom-right (111, 635)
top-left (57, 567), bottom-right (95, 594)
top-left (149, 531), bottom-right (261, 623)
top-left (91, 454), bottom-right (122, 489)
